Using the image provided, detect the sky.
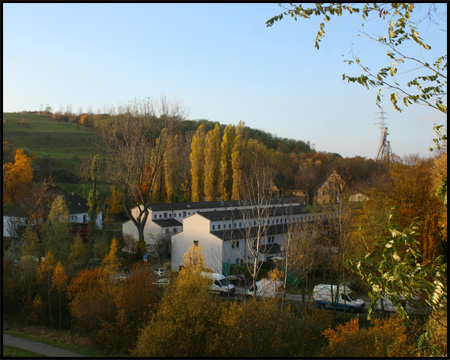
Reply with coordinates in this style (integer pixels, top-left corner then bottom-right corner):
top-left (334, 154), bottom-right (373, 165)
top-left (3, 3), bottom-right (447, 159)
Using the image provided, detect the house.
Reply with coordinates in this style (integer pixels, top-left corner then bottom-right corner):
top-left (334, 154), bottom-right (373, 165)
top-left (3, 188), bottom-right (102, 240)
top-left (171, 205), bottom-right (326, 274)
top-left (122, 198), bottom-right (300, 249)
top-left (315, 169), bottom-right (345, 204)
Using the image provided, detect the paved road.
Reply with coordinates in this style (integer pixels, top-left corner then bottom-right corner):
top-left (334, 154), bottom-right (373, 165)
top-left (3, 334), bottom-right (86, 357)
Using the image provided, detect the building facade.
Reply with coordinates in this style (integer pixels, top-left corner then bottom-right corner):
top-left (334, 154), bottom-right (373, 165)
top-left (171, 204), bottom-right (326, 274)
top-left (122, 199), bottom-right (299, 248)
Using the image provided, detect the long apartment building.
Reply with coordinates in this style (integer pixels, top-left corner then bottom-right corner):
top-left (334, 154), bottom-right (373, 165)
top-left (171, 204), bottom-right (328, 274)
top-left (122, 198), bottom-right (300, 245)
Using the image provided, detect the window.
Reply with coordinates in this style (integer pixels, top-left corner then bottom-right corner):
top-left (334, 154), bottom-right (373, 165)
top-left (232, 240), bottom-right (239, 249)
top-left (254, 221), bottom-right (256, 226)
top-left (236, 258), bottom-right (240, 264)
top-left (154, 215), bottom-right (157, 219)
top-left (218, 224), bottom-right (221, 230)
top-left (169, 213), bottom-right (172, 218)
top-left (183, 211), bottom-right (186, 217)
top-left (229, 224), bottom-right (231, 229)
top-left (212, 225), bottom-right (215, 230)
top-left (173, 228), bottom-right (177, 233)
top-left (234, 223), bottom-right (237, 228)
top-left (276, 219), bottom-right (279, 224)
top-left (164, 212), bottom-right (167, 219)
top-left (166, 229), bottom-right (169, 234)
top-left (239, 223), bottom-right (242, 228)
top-left (159, 214), bottom-right (162, 218)
top-left (174, 213), bottom-right (176, 217)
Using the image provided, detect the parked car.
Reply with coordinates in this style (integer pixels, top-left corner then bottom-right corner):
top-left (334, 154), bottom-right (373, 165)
top-left (154, 278), bottom-right (170, 288)
top-left (227, 274), bottom-right (246, 286)
top-left (245, 278), bottom-right (284, 300)
top-left (313, 284), bottom-right (365, 313)
top-left (154, 268), bottom-right (169, 277)
top-left (201, 272), bottom-right (235, 296)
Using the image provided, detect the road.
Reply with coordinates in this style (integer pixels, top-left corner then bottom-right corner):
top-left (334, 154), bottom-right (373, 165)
top-left (3, 334), bottom-right (86, 357)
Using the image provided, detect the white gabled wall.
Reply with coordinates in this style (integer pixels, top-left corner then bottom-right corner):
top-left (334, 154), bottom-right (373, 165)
top-left (171, 214), bottom-right (224, 273)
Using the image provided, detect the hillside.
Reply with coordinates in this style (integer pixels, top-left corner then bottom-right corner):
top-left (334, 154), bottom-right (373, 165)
top-left (3, 112), bottom-right (317, 200)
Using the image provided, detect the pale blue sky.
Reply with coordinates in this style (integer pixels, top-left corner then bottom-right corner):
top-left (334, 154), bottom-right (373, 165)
top-left (3, 3), bottom-right (447, 159)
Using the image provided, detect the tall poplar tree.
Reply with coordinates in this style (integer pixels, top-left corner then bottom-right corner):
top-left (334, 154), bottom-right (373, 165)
top-left (220, 124), bottom-right (235, 201)
top-left (164, 135), bottom-right (179, 203)
top-left (190, 125), bottom-right (206, 202)
top-left (204, 123), bottom-right (222, 201)
top-left (231, 121), bottom-right (246, 200)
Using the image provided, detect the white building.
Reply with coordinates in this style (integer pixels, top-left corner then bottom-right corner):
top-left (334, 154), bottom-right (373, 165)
top-left (122, 199), bottom-right (299, 248)
top-left (171, 205), bottom-right (325, 274)
top-left (3, 189), bottom-right (102, 239)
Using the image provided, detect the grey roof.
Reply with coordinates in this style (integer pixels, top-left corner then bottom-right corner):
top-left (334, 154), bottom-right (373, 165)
top-left (211, 224), bottom-right (291, 241)
top-left (147, 198), bottom-right (298, 212)
top-left (153, 219), bottom-right (183, 228)
top-left (199, 205), bottom-right (316, 222)
top-left (4, 187), bottom-right (89, 217)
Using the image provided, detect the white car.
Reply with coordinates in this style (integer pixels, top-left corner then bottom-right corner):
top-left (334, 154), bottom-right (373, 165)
top-left (154, 268), bottom-right (169, 277)
top-left (154, 278), bottom-right (170, 288)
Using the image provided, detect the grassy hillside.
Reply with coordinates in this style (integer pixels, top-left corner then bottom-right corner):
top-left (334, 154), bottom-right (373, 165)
top-left (3, 112), bottom-right (95, 169)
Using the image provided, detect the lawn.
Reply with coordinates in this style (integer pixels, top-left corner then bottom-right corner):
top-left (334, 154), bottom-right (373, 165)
top-left (3, 324), bottom-right (111, 357)
top-left (3, 345), bottom-right (46, 357)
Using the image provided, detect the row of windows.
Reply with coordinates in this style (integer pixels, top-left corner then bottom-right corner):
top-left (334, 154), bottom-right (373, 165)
top-left (210, 214), bottom-right (323, 231)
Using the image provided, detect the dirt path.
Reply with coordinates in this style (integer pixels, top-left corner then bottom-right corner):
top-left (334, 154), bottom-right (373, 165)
top-left (3, 334), bottom-right (86, 357)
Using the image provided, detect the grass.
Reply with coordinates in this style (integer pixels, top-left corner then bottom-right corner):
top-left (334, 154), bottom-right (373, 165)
top-left (3, 345), bottom-right (47, 357)
top-left (3, 112), bottom-right (96, 171)
top-left (3, 322), bottom-right (111, 357)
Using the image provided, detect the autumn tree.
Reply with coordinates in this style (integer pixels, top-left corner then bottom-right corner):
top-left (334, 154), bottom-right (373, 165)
top-left (133, 244), bottom-right (220, 357)
top-left (87, 155), bottom-right (100, 240)
top-left (321, 315), bottom-right (415, 357)
top-left (96, 262), bottom-right (161, 352)
top-left (94, 96), bottom-right (187, 254)
top-left (204, 123), bottom-right (222, 201)
top-left (67, 266), bottom-right (109, 335)
top-left (66, 233), bottom-right (88, 276)
top-left (3, 148), bottom-right (34, 205)
top-left (41, 195), bottom-right (72, 261)
top-left (67, 239), bottom-right (121, 335)
top-left (220, 124), bottom-right (235, 201)
top-left (36, 251), bottom-right (57, 325)
top-left (190, 124), bottom-right (206, 202)
top-left (163, 135), bottom-right (179, 202)
top-left (231, 121), bottom-right (246, 200)
top-left (104, 186), bottom-right (123, 228)
top-left (52, 261), bottom-right (68, 328)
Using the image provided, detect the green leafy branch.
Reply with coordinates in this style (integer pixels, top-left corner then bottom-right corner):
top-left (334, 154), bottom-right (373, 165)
top-left (347, 214), bottom-right (447, 327)
top-left (266, 3), bottom-right (447, 114)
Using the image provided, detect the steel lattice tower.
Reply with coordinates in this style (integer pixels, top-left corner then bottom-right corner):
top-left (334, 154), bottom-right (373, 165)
top-left (375, 109), bottom-right (392, 162)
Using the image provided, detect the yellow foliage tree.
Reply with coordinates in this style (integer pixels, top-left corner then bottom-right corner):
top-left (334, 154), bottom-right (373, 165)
top-left (3, 148), bottom-right (34, 205)
top-left (204, 123), bottom-right (222, 201)
top-left (164, 135), bottom-right (179, 202)
top-left (321, 315), bottom-right (415, 357)
top-left (51, 261), bottom-right (68, 328)
top-left (220, 124), bottom-right (235, 201)
top-left (36, 251), bottom-right (56, 325)
top-left (231, 121), bottom-right (246, 200)
top-left (190, 124), bottom-right (206, 202)
top-left (133, 244), bottom-right (219, 357)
